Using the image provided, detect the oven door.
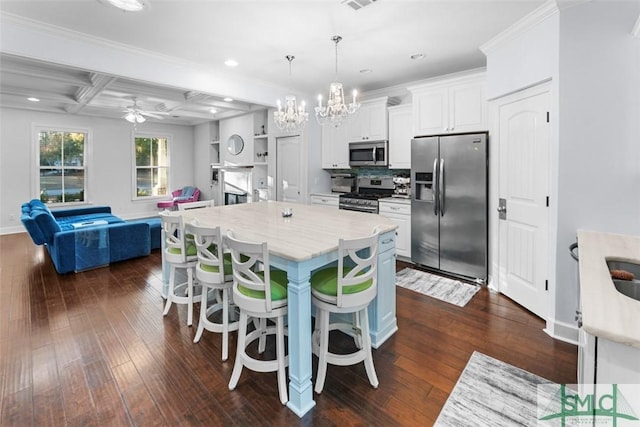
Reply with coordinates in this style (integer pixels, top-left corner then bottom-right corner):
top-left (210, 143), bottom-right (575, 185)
top-left (349, 142), bottom-right (388, 166)
top-left (338, 201), bottom-right (378, 214)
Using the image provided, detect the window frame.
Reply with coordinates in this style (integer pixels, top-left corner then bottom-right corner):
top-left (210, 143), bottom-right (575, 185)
top-left (33, 124), bottom-right (91, 207)
top-left (132, 132), bottom-right (172, 201)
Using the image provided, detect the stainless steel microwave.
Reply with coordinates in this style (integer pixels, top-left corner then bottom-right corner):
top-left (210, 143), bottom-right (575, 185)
top-left (349, 141), bottom-right (388, 167)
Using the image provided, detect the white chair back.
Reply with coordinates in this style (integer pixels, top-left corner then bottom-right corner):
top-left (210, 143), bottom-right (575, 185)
top-left (185, 222), bottom-right (228, 284)
top-left (226, 229), bottom-right (275, 312)
top-left (159, 211), bottom-right (190, 263)
top-left (336, 227), bottom-right (380, 308)
top-left (178, 200), bottom-right (214, 211)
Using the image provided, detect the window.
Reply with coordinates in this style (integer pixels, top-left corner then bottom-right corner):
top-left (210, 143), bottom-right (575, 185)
top-left (38, 128), bottom-right (87, 204)
top-left (134, 135), bottom-right (169, 198)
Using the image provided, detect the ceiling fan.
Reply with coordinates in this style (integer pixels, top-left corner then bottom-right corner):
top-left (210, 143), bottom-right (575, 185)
top-left (123, 97), bottom-right (168, 123)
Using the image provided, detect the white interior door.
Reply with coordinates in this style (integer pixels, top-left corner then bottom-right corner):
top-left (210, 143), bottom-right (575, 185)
top-left (276, 135), bottom-right (302, 203)
top-left (497, 87), bottom-right (550, 319)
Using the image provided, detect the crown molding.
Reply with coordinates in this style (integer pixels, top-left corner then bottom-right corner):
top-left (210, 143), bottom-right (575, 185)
top-left (633, 14), bottom-right (640, 38)
top-left (0, 12), bottom-right (191, 69)
top-left (480, 0), bottom-right (560, 55)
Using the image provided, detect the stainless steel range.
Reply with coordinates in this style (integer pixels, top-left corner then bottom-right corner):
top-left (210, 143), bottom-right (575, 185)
top-left (339, 177), bottom-right (395, 214)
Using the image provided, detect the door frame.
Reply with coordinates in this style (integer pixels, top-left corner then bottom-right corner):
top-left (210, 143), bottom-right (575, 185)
top-left (488, 80), bottom-right (558, 335)
top-left (275, 134), bottom-right (305, 203)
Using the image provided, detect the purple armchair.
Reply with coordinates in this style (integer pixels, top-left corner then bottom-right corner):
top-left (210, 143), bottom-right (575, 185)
top-left (157, 186), bottom-right (200, 210)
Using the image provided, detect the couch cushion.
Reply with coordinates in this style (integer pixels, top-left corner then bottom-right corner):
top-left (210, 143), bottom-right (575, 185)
top-left (56, 214), bottom-right (124, 231)
top-left (29, 199), bottom-right (51, 213)
top-left (21, 212), bottom-right (47, 245)
top-left (32, 210), bottom-right (62, 244)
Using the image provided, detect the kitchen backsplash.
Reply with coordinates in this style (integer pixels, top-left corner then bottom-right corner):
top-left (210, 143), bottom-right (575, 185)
top-left (330, 168), bottom-right (410, 178)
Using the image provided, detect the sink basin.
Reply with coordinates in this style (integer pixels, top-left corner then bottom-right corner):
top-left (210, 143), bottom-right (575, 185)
top-left (613, 279), bottom-right (640, 301)
top-left (607, 260), bottom-right (640, 302)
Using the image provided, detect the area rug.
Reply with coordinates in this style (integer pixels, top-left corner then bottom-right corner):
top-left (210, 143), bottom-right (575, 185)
top-left (434, 352), bottom-right (555, 427)
top-left (395, 268), bottom-right (480, 307)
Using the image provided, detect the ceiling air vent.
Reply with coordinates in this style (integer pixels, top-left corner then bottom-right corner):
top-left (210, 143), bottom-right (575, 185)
top-left (342, 0), bottom-right (378, 11)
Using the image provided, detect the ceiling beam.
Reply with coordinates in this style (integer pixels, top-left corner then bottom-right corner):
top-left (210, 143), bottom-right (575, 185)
top-left (67, 73), bottom-right (118, 114)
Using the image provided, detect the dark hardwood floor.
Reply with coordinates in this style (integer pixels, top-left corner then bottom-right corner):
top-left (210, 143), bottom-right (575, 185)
top-left (0, 232), bottom-right (577, 426)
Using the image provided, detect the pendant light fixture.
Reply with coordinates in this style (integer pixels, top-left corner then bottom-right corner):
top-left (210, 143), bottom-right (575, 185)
top-left (314, 35), bottom-right (360, 127)
top-left (273, 55), bottom-right (309, 133)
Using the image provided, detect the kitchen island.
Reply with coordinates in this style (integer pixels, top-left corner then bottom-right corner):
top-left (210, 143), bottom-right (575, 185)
top-left (162, 201), bottom-right (398, 417)
top-left (576, 229), bottom-right (640, 389)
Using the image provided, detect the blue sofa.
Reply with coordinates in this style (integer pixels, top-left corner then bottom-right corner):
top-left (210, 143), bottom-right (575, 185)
top-left (21, 199), bottom-right (160, 274)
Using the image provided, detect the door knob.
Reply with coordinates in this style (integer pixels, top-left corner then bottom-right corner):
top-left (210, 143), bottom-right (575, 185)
top-left (497, 198), bottom-right (507, 220)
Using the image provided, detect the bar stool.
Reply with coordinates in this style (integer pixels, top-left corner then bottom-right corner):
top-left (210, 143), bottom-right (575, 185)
top-left (310, 227), bottom-right (380, 394)
top-left (160, 211), bottom-right (200, 326)
top-left (226, 229), bottom-right (289, 405)
top-left (186, 221), bottom-right (238, 361)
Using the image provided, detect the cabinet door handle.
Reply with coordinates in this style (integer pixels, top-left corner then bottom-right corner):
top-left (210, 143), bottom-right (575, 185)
top-left (381, 238), bottom-right (393, 244)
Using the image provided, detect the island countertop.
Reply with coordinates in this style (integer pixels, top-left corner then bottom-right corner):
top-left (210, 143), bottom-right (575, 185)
top-left (577, 229), bottom-right (640, 348)
top-left (176, 200), bottom-right (397, 262)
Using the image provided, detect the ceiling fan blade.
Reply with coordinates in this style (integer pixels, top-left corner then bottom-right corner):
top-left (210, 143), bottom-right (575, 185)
top-left (141, 112), bottom-right (164, 119)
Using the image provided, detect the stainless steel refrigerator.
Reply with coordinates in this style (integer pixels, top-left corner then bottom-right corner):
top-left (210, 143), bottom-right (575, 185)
top-left (411, 133), bottom-right (487, 282)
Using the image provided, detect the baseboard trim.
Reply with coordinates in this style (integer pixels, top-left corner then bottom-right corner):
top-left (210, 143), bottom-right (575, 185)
top-left (0, 226), bottom-right (26, 235)
top-left (544, 319), bottom-right (579, 346)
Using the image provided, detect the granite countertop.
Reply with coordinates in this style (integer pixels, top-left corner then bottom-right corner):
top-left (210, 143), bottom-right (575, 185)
top-left (177, 201), bottom-right (397, 262)
top-left (577, 229), bottom-right (640, 348)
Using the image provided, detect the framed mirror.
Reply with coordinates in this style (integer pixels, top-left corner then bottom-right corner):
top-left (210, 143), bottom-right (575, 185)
top-left (226, 134), bottom-right (244, 156)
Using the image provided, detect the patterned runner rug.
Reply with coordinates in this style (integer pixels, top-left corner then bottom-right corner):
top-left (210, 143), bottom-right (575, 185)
top-left (435, 352), bottom-right (555, 426)
top-left (395, 267), bottom-right (480, 307)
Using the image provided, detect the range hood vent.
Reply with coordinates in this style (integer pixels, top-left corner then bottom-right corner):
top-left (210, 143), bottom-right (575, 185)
top-left (342, 0), bottom-right (378, 11)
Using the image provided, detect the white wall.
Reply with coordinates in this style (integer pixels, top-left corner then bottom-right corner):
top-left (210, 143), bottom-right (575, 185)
top-left (194, 121), bottom-right (220, 204)
top-left (483, 11), bottom-right (559, 100)
top-left (555, 1), bottom-right (640, 326)
top-left (0, 107), bottom-right (194, 233)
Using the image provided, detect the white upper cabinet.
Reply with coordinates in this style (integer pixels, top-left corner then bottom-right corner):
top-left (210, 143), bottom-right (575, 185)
top-left (388, 104), bottom-right (412, 169)
top-left (409, 71), bottom-right (486, 136)
top-left (321, 122), bottom-right (350, 169)
top-left (347, 97), bottom-right (389, 142)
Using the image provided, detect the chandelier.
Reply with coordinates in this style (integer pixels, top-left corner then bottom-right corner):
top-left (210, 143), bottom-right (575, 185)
top-left (315, 35), bottom-right (360, 127)
top-left (273, 55), bottom-right (309, 133)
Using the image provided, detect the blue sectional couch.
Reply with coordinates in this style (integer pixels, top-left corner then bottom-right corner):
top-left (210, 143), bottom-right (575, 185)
top-left (21, 199), bottom-right (160, 274)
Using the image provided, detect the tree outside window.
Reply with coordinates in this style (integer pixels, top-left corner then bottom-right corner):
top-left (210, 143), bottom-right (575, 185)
top-left (38, 130), bottom-right (86, 204)
top-left (135, 136), bottom-right (169, 197)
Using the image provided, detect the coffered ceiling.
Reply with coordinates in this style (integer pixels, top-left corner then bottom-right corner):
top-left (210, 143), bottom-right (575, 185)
top-left (0, 0), bottom-right (546, 125)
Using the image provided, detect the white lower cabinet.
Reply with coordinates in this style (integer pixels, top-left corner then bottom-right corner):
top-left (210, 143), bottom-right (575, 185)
top-left (379, 200), bottom-right (411, 259)
top-left (310, 194), bottom-right (339, 208)
top-left (579, 328), bottom-right (640, 388)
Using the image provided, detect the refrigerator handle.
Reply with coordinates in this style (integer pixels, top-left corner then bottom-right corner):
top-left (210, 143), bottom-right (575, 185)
top-left (372, 147), bottom-right (376, 163)
top-left (433, 157), bottom-right (439, 215)
top-left (439, 158), bottom-right (445, 216)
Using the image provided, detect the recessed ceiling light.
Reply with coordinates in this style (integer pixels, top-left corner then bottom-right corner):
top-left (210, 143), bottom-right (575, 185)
top-left (410, 53), bottom-right (426, 60)
top-left (105, 0), bottom-right (146, 12)
top-left (360, 69), bottom-right (372, 74)
top-left (224, 59), bottom-right (238, 67)
top-left (209, 108), bottom-right (217, 114)
top-left (27, 97), bottom-right (40, 102)
top-left (224, 97), bottom-right (233, 102)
